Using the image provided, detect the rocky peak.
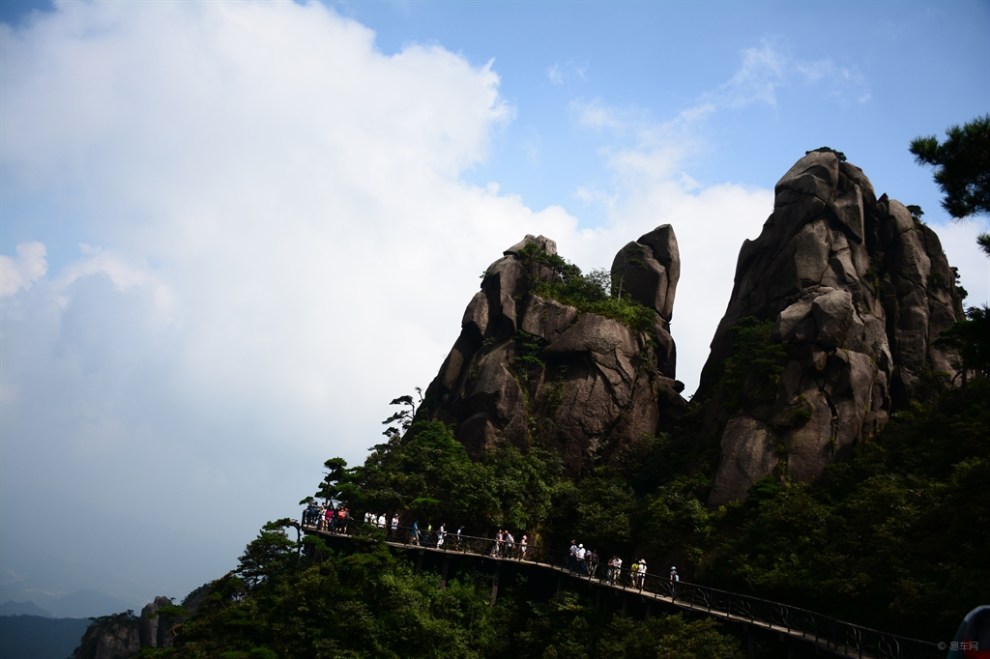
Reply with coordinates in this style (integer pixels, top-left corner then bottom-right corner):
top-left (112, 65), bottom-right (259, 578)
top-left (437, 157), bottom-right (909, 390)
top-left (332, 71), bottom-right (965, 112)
top-left (697, 150), bottom-right (964, 505)
top-left (72, 596), bottom-right (182, 659)
top-left (420, 230), bottom-right (686, 474)
top-left (611, 224), bottom-right (680, 323)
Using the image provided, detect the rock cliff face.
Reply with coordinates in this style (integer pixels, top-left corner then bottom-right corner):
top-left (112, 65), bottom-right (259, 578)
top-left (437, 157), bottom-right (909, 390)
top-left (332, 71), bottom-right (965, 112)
top-left (697, 151), bottom-right (963, 505)
top-left (72, 596), bottom-right (179, 659)
top-left (420, 229), bottom-right (686, 473)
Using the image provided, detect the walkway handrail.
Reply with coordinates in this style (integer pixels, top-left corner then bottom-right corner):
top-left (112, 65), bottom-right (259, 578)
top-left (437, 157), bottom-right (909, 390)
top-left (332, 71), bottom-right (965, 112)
top-left (300, 516), bottom-right (941, 659)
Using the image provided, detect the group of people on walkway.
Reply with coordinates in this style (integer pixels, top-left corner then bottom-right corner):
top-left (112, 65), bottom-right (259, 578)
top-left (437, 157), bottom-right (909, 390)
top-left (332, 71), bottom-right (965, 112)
top-left (566, 541), bottom-right (600, 576)
top-left (363, 511), bottom-right (403, 539)
top-left (303, 503), bottom-right (680, 593)
top-left (570, 541), bottom-right (680, 593)
top-left (490, 529), bottom-right (528, 559)
top-left (303, 501), bottom-right (352, 534)
top-left (409, 520), bottom-right (460, 548)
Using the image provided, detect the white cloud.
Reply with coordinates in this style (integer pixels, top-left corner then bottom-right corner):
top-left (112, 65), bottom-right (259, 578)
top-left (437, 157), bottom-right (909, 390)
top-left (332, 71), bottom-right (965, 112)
top-left (0, 0), bottom-right (572, 606)
top-left (0, 241), bottom-right (47, 297)
top-left (934, 218), bottom-right (990, 308)
top-left (720, 41), bottom-right (787, 109)
top-left (693, 40), bottom-right (871, 114)
top-left (573, 97), bottom-right (624, 131)
top-left (546, 60), bottom-right (588, 87)
top-left (569, 151), bottom-right (773, 395)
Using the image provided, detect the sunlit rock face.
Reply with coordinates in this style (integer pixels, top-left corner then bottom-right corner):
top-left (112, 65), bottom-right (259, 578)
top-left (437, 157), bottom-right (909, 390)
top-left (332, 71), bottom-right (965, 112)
top-left (420, 229), bottom-right (687, 475)
top-left (697, 151), bottom-right (964, 505)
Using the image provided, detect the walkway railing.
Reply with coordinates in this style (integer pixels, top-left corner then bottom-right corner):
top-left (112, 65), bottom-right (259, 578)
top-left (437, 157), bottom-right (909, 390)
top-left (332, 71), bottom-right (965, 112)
top-left (300, 517), bottom-right (941, 659)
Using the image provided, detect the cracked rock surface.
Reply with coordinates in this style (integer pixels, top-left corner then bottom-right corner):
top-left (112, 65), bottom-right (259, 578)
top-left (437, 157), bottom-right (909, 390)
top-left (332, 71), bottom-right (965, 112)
top-left (420, 230), bottom-right (686, 475)
top-left (697, 151), bottom-right (964, 505)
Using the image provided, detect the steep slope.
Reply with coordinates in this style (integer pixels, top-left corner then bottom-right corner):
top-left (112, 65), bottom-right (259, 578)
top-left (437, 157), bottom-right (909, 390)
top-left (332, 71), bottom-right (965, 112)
top-left (696, 150), bottom-right (964, 505)
top-left (420, 230), bottom-right (687, 474)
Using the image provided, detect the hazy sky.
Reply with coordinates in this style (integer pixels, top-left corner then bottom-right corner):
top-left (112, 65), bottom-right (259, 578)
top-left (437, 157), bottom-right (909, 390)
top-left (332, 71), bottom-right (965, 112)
top-left (2, 0), bottom-right (988, 615)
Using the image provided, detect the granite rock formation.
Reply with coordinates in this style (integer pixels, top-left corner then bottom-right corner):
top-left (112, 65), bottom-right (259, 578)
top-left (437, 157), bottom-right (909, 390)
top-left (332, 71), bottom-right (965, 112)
top-left (72, 596), bottom-right (183, 659)
top-left (420, 229), bottom-right (686, 473)
top-left (697, 150), bottom-right (964, 505)
top-left (71, 611), bottom-right (141, 659)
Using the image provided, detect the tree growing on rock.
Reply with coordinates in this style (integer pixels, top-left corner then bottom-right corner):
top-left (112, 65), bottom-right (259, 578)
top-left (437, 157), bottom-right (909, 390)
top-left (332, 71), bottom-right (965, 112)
top-left (910, 114), bottom-right (990, 220)
top-left (911, 114), bottom-right (990, 257)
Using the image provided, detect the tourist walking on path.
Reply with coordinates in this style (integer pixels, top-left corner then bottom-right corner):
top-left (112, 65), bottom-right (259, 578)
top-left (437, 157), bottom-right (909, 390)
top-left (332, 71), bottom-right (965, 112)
top-left (575, 544), bottom-right (587, 575)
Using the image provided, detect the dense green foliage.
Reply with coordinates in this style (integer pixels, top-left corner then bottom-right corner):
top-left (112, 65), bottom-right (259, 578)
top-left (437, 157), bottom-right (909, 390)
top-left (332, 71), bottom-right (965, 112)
top-left (137, 368), bottom-right (987, 656)
top-left (311, 378), bottom-right (987, 645)
top-left (138, 531), bottom-right (744, 659)
top-left (117, 335), bottom-right (988, 658)
top-left (911, 114), bottom-right (990, 255)
top-left (705, 380), bottom-right (990, 639)
top-left (327, 421), bottom-right (565, 534)
top-left (936, 305), bottom-right (990, 385)
top-left (910, 114), bottom-right (990, 220)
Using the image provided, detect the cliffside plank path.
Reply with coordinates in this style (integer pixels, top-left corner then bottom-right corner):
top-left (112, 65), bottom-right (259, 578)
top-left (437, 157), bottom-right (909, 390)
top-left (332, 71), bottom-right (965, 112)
top-left (300, 519), bottom-right (941, 659)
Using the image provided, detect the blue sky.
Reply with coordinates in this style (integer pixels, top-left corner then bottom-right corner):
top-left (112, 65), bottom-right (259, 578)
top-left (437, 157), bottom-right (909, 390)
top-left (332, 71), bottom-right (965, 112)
top-left (1, 0), bottom-right (988, 615)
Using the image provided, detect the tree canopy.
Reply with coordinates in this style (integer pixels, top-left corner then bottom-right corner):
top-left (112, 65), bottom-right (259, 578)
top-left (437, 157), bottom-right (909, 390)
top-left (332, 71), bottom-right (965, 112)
top-left (910, 114), bottom-right (990, 220)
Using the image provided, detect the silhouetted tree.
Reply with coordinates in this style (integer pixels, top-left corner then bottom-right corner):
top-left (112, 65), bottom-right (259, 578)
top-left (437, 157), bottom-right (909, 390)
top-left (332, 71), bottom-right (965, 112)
top-left (910, 114), bottom-right (990, 220)
top-left (382, 388), bottom-right (422, 438)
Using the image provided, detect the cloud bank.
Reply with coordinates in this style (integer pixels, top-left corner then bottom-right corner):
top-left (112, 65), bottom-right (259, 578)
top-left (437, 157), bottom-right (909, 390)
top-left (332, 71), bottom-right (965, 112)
top-left (0, 0), bottom-right (580, 606)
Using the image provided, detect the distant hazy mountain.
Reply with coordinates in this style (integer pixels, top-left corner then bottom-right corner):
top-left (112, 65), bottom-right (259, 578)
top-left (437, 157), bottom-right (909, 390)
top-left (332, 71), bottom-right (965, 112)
top-left (0, 600), bottom-right (53, 617)
top-left (0, 615), bottom-right (91, 659)
top-left (0, 588), bottom-right (131, 619)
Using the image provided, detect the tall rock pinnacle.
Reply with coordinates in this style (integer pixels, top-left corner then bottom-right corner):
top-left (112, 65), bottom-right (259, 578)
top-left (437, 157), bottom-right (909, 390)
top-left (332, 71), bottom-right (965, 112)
top-left (420, 230), bottom-right (686, 474)
top-left (697, 150), bottom-right (964, 505)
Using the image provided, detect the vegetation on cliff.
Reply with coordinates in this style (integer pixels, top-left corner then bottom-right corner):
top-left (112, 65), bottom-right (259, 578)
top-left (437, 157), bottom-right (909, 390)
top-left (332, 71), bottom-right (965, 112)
top-left (120, 365), bottom-right (986, 658)
top-left (133, 535), bottom-right (744, 659)
top-left (516, 242), bottom-right (657, 332)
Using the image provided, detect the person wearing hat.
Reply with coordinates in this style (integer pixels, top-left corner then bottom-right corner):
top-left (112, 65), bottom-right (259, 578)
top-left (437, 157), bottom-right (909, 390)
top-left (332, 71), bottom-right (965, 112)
top-left (668, 566), bottom-right (679, 595)
top-left (637, 559), bottom-right (647, 589)
top-left (576, 544), bottom-right (587, 574)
